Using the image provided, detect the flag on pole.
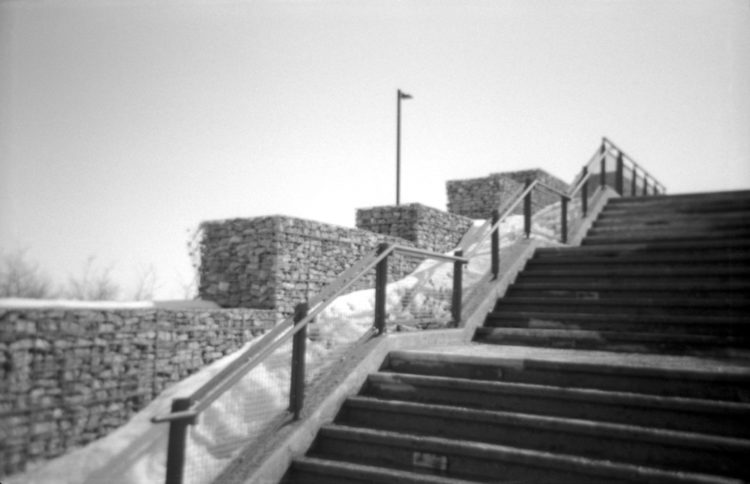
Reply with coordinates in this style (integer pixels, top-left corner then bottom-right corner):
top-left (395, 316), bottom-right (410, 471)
top-left (399, 91), bottom-right (413, 100)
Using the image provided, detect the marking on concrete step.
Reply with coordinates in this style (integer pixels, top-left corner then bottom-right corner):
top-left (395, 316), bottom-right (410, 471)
top-left (413, 452), bottom-right (448, 472)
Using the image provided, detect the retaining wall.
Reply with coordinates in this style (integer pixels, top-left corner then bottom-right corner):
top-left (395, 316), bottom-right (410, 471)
top-left (355, 203), bottom-right (474, 254)
top-left (198, 216), bottom-right (430, 315)
top-left (0, 306), bottom-right (275, 476)
top-left (446, 169), bottom-right (570, 219)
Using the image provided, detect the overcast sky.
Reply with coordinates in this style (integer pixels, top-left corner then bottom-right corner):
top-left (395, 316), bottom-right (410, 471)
top-left (1, 0), bottom-right (748, 299)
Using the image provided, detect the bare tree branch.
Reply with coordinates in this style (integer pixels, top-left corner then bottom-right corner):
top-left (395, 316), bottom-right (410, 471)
top-left (0, 248), bottom-right (55, 298)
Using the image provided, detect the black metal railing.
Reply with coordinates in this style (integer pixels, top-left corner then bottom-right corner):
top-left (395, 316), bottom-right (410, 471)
top-left (152, 243), bottom-right (467, 484)
top-left (469, 137), bottom-right (666, 282)
top-left (151, 136), bottom-right (665, 484)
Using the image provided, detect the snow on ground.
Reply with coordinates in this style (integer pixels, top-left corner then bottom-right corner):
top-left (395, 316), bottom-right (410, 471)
top-left (0, 299), bottom-right (221, 310)
top-left (9, 205), bottom-right (572, 484)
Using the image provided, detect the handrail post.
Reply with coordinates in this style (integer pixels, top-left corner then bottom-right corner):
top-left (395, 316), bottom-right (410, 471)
top-left (451, 250), bottom-right (463, 325)
top-left (599, 144), bottom-right (606, 187)
top-left (631, 166), bottom-right (637, 197)
top-left (523, 179), bottom-right (532, 238)
top-left (289, 302), bottom-right (308, 420)
top-left (581, 167), bottom-right (588, 217)
top-left (374, 243), bottom-right (389, 334)
top-left (165, 398), bottom-right (193, 484)
top-left (643, 177), bottom-right (649, 196)
top-left (615, 152), bottom-right (624, 195)
top-left (491, 209), bottom-right (500, 280)
top-left (561, 196), bottom-right (568, 244)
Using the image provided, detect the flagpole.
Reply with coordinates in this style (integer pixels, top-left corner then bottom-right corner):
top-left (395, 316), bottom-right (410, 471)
top-left (396, 89), bottom-right (402, 206)
top-left (396, 89), bottom-right (412, 206)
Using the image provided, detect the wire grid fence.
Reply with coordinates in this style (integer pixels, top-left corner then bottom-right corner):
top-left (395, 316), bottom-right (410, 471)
top-left (181, 340), bottom-right (292, 484)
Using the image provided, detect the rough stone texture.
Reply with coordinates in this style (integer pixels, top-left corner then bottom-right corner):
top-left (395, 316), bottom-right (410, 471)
top-left (446, 169), bottom-right (570, 219)
top-left (0, 307), bottom-right (275, 477)
top-left (355, 203), bottom-right (473, 254)
top-left (198, 216), bottom-right (437, 315)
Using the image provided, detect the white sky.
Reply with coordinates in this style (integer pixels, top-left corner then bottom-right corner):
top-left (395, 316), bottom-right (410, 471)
top-left (1, 0), bottom-right (749, 299)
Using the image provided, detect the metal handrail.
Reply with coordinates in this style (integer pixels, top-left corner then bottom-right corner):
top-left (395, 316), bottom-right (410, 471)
top-left (153, 244), bottom-right (465, 422)
top-left (154, 137), bottom-right (667, 484)
top-left (602, 137), bottom-right (666, 194)
top-left (153, 242), bottom-right (468, 483)
top-left (536, 181), bottom-right (571, 200)
top-left (466, 179), bottom-right (539, 258)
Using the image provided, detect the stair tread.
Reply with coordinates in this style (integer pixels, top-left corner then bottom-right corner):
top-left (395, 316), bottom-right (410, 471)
top-left (489, 311), bottom-right (749, 323)
top-left (370, 372), bottom-right (750, 415)
top-left (388, 347), bottom-right (750, 380)
top-left (535, 239), bottom-right (750, 254)
top-left (495, 296), bottom-right (750, 307)
top-left (343, 396), bottom-right (750, 451)
top-left (476, 327), bottom-right (747, 344)
top-left (368, 372), bottom-right (750, 414)
top-left (316, 425), bottom-right (743, 484)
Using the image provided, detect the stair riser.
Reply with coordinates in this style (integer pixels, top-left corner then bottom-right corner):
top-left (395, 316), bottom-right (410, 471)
top-left (363, 378), bottom-right (750, 437)
top-left (337, 404), bottom-right (749, 478)
top-left (473, 330), bottom-right (749, 358)
top-left (536, 239), bottom-right (750, 255)
top-left (607, 191), bottom-right (750, 204)
top-left (598, 207), bottom-right (750, 219)
top-left (591, 221), bottom-right (750, 234)
top-left (583, 231), bottom-right (750, 245)
top-left (523, 261), bottom-right (750, 272)
top-left (488, 311), bottom-right (749, 326)
top-left (604, 198), bottom-right (750, 210)
top-left (506, 288), bottom-right (749, 301)
top-left (595, 210), bottom-right (750, 224)
top-left (527, 255), bottom-right (750, 266)
top-left (384, 357), bottom-right (750, 401)
top-left (510, 280), bottom-right (750, 292)
top-left (493, 302), bottom-right (749, 316)
top-left (516, 273), bottom-right (748, 283)
top-left (484, 316), bottom-right (750, 337)
top-left (311, 432), bottom-right (621, 484)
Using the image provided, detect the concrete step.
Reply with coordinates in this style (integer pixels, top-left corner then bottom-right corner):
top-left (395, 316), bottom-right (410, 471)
top-left (307, 425), bottom-right (740, 483)
top-left (487, 310), bottom-right (749, 327)
top-left (362, 372), bottom-right (750, 437)
top-left (524, 257), bottom-right (750, 270)
top-left (583, 229), bottom-right (750, 245)
top-left (493, 297), bottom-right (750, 316)
top-left (336, 397), bottom-right (750, 479)
top-left (599, 202), bottom-right (750, 217)
top-left (286, 456), bottom-right (478, 484)
top-left (590, 219), bottom-right (750, 234)
top-left (485, 311), bottom-right (750, 337)
top-left (474, 327), bottom-right (749, 357)
top-left (516, 266), bottom-right (750, 281)
top-left (384, 350), bottom-right (750, 401)
top-left (595, 210), bottom-right (750, 225)
top-left (607, 190), bottom-right (750, 203)
top-left (527, 252), bottom-right (750, 266)
top-left (606, 190), bottom-right (750, 206)
top-left (506, 283), bottom-right (750, 300)
top-left (535, 239), bottom-right (750, 256)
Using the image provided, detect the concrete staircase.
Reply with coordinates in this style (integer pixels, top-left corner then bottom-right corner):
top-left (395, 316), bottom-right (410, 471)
top-left (282, 191), bottom-right (750, 483)
top-left (476, 190), bottom-right (750, 357)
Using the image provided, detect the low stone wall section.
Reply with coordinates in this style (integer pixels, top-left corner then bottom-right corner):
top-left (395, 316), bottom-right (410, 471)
top-left (355, 203), bottom-right (473, 254)
top-left (0, 307), bottom-right (275, 477)
top-left (199, 216), bottom-right (429, 315)
top-left (447, 169), bottom-right (570, 219)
